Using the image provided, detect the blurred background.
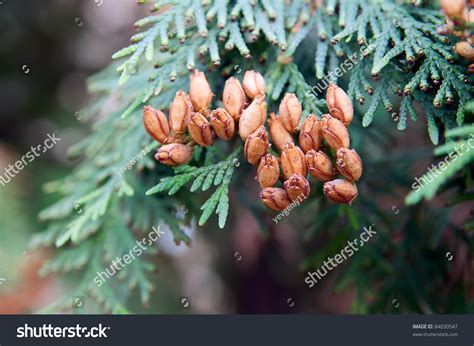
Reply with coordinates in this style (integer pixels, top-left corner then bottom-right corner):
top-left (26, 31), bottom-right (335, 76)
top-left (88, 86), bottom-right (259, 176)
top-left (0, 0), bottom-right (472, 314)
top-left (0, 0), bottom-right (148, 313)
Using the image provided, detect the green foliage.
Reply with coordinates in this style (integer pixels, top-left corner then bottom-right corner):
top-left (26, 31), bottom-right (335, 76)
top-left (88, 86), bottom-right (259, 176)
top-left (405, 124), bottom-right (474, 205)
top-left (146, 146), bottom-right (241, 228)
top-left (327, 1), bottom-right (472, 141)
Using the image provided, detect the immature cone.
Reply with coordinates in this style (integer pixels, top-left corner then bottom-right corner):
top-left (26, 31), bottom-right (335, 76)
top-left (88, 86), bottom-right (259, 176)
top-left (323, 179), bottom-right (358, 205)
top-left (299, 114), bottom-right (322, 152)
top-left (223, 77), bottom-right (246, 120)
top-left (268, 113), bottom-right (294, 151)
top-left (455, 41), bottom-right (474, 61)
top-left (210, 108), bottom-right (235, 140)
top-left (260, 187), bottom-right (292, 211)
top-left (189, 70), bottom-right (213, 114)
top-left (239, 97), bottom-right (266, 140)
top-left (440, 0), bottom-right (467, 20)
top-left (242, 70), bottom-right (266, 99)
top-left (155, 143), bottom-right (192, 166)
top-left (281, 143), bottom-right (307, 179)
top-left (169, 90), bottom-right (192, 134)
top-left (143, 106), bottom-right (171, 144)
top-left (257, 154), bottom-right (280, 188)
top-left (279, 93), bottom-right (302, 133)
top-left (284, 173), bottom-right (310, 202)
top-left (321, 114), bottom-right (350, 149)
top-left (244, 127), bottom-right (269, 165)
top-left (326, 83), bottom-right (353, 126)
top-left (306, 150), bottom-right (334, 182)
top-left (188, 112), bottom-right (215, 147)
top-left (336, 148), bottom-right (363, 181)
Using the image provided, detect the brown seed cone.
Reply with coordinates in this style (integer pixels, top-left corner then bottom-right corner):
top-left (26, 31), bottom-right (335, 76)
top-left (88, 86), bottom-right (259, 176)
top-left (172, 132), bottom-right (187, 144)
top-left (299, 114), bottom-right (323, 152)
top-left (155, 143), bottom-right (192, 166)
top-left (323, 179), bottom-right (358, 205)
top-left (321, 114), bottom-right (350, 149)
top-left (189, 70), bottom-right (213, 113)
top-left (284, 173), bottom-right (310, 202)
top-left (244, 126), bottom-right (269, 165)
top-left (260, 187), bottom-right (292, 211)
top-left (466, 9), bottom-right (474, 23)
top-left (268, 113), bottom-right (294, 151)
top-left (223, 77), bottom-right (246, 120)
top-left (210, 108), bottom-right (235, 140)
top-left (260, 99), bottom-right (268, 123)
top-left (242, 70), bottom-right (266, 99)
top-left (455, 41), bottom-right (474, 61)
top-left (188, 112), bottom-right (215, 147)
top-left (305, 149), bottom-right (335, 182)
top-left (257, 154), bottom-right (280, 188)
top-left (279, 93), bottom-right (302, 133)
top-left (336, 148), bottom-right (363, 181)
top-left (169, 90), bottom-right (192, 134)
top-left (281, 143), bottom-right (307, 179)
top-left (440, 0), bottom-right (467, 20)
top-left (239, 97), bottom-right (266, 140)
top-left (143, 106), bottom-right (171, 144)
top-left (326, 83), bottom-right (353, 126)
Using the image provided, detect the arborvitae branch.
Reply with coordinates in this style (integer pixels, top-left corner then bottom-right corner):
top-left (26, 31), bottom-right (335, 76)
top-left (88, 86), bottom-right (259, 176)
top-left (34, 0), bottom-right (473, 313)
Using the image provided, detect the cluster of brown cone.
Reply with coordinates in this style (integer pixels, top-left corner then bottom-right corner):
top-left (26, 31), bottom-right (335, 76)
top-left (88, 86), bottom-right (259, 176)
top-left (143, 70), bottom-right (363, 211)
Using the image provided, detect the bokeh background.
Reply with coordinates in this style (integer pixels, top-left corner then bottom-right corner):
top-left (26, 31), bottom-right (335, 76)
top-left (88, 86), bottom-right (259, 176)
top-left (0, 0), bottom-right (472, 314)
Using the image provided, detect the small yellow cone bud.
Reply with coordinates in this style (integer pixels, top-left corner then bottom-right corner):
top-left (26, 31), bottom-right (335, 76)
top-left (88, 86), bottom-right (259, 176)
top-left (323, 179), bottom-right (358, 204)
top-left (257, 154), bottom-right (280, 188)
top-left (305, 149), bottom-right (334, 182)
top-left (440, 0), bottom-right (467, 20)
top-left (321, 114), bottom-right (350, 149)
top-left (336, 148), bottom-right (363, 181)
top-left (189, 70), bottom-right (213, 114)
top-left (299, 114), bottom-right (322, 152)
top-left (242, 70), bottom-right (266, 99)
top-left (268, 113), bottom-right (294, 151)
top-left (281, 143), bottom-right (307, 179)
top-left (188, 112), bottom-right (215, 147)
top-left (279, 93), bottom-right (302, 133)
top-left (223, 77), bottom-right (246, 120)
top-left (284, 173), bottom-right (310, 202)
top-left (239, 97), bottom-right (266, 140)
top-left (326, 83), bottom-right (353, 126)
top-left (155, 143), bottom-right (192, 166)
top-left (244, 126), bottom-right (269, 165)
top-left (260, 187), bottom-right (292, 211)
top-left (169, 90), bottom-right (192, 134)
top-left (210, 108), bottom-right (235, 140)
top-left (143, 106), bottom-right (171, 144)
top-left (455, 41), bottom-right (474, 61)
